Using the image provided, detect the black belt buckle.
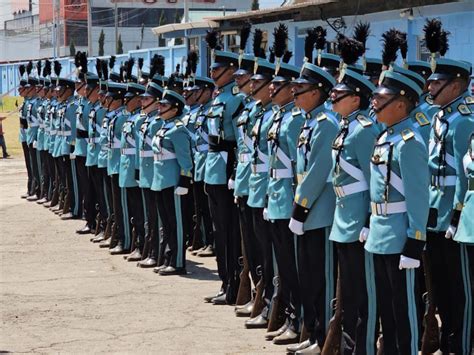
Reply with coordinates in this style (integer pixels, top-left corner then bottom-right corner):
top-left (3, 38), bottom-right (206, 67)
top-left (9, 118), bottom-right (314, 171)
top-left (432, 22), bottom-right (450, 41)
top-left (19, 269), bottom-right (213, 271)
top-left (468, 178), bottom-right (474, 191)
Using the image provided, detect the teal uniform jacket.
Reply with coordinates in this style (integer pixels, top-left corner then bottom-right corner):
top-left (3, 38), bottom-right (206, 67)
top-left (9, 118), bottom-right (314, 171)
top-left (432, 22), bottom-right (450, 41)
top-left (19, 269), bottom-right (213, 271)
top-left (193, 103), bottom-right (211, 182)
top-left (74, 98), bottom-right (92, 157)
top-left (419, 92), bottom-right (440, 120)
top-left (138, 112), bottom-right (163, 189)
top-left (48, 99), bottom-right (59, 154)
top-left (294, 106), bottom-right (339, 231)
top-left (182, 104), bottom-right (200, 131)
top-left (455, 133), bottom-right (474, 244)
top-left (36, 98), bottom-right (47, 151)
top-left (85, 102), bottom-right (106, 167)
top-left (150, 118), bottom-right (193, 191)
top-left (365, 117), bottom-right (429, 256)
top-left (52, 100), bottom-right (64, 158)
top-left (204, 83), bottom-right (245, 185)
top-left (132, 111), bottom-right (148, 180)
top-left (18, 99), bottom-right (28, 143)
top-left (266, 102), bottom-right (304, 220)
top-left (247, 103), bottom-right (274, 209)
top-left (43, 98), bottom-right (55, 152)
top-left (25, 97), bottom-right (39, 146)
top-left (329, 110), bottom-right (380, 243)
top-left (106, 107), bottom-right (127, 176)
top-left (97, 109), bottom-right (114, 169)
top-left (119, 109), bottom-right (141, 188)
top-left (234, 96), bottom-right (257, 197)
top-left (59, 97), bottom-right (78, 157)
top-left (428, 92), bottom-right (474, 232)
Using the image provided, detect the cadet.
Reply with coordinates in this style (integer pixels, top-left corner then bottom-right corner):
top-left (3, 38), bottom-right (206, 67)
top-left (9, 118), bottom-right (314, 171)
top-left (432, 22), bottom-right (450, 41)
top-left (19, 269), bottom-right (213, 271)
top-left (188, 77), bottom-right (216, 257)
top-left (119, 74), bottom-right (146, 262)
top-left (203, 31), bottom-right (245, 305)
top-left (286, 61), bottom-right (338, 352)
top-left (425, 36), bottom-right (473, 353)
top-left (35, 67), bottom-right (50, 204)
top-left (244, 58), bottom-right (276, 330)
top-left (136, 81), bottom-right (164, 268)
top-left (151, 90), bottom-right (193, 276)
top-left (328, 69), bottom-right (378, 354)
top-left (264, 58), bottom-right (304, 345)
top-left (365, 71), bottom-right (429, 355)
top-left (407, 60), bottom-right (440, 120)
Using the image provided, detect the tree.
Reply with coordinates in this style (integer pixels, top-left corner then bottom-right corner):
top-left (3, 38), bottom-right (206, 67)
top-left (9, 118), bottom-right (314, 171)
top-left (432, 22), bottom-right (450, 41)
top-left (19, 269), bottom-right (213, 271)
top-left (117, 34), bottom-right (123, 54)
top-left (138, 22), bottom-right (145, 50)
top-left (98, 29), bottom-right (105, 56)
top-left (251, 0), bottom-right (259, 10)
top-left (69, 40), bottom-right (76, 57)
top-left (174, 10), bottom-right (183, 45)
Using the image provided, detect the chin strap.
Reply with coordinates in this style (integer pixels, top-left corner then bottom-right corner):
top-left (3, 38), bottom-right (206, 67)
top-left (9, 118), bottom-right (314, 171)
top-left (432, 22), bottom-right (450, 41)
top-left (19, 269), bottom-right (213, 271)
top-left (238, 78), bottom-right (251, 91)
top-left (429, 78), bottom-right (454, 101)
top-left (270, 82), bottom-right (290, 99)
top-left (214, 67), bottom-right (230, 84)
top-left (251, 79), bottom-right (271, 97)
top-left (373, 95), bottom-right (399, 114)
top-left (331, 92), bottom-right (354, 105)
top-left (293, 85), bottom-right (317, 99)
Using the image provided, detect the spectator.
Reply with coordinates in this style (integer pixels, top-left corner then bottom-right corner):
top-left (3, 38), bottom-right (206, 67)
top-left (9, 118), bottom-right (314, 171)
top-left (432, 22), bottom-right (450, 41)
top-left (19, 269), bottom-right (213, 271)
top-left (0, 116), bottom-right (10, 158)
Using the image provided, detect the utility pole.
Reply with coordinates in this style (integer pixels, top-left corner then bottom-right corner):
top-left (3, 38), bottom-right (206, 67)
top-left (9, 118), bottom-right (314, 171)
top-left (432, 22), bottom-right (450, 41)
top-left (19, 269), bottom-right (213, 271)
top-left (55, 0), bottom-right (60, 57)
top-left (87, 0), bottom-right (93, 56)
top-left (114, 2), bottom-right (118, 54)
top-left (184, 0), bottom-right (189, 51)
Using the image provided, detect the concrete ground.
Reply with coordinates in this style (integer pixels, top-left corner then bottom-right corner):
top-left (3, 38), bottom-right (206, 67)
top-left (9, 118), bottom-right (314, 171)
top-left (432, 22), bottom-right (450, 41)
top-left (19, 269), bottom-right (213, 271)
top-left (0, 158), bottom-right (281, 354)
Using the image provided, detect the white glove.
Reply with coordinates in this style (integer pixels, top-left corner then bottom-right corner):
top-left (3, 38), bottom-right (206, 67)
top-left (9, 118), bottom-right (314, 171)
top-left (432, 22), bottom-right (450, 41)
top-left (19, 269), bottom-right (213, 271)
top-left (32, 140), bottom-right (37, 149)
top-left (399, 255), bottom-right (420, 270)
top-left (175, 186), bottom-right (189, 195)
top-left (263, 208), bottom-right (269, 221)
top-left (359, 227), bottom-right (370, 243)
top-left (445, 225), bottom-right (457, 239)
top-left (289, 218), bottom-right (304, 235)
top-left (227, 178), bottom-right (235, 190)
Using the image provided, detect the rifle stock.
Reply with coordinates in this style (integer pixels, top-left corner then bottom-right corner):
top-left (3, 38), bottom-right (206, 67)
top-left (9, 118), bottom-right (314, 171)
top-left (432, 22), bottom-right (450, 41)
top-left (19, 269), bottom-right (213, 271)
top-left (267, 276), bottom-right (286, 331)
top-left (250, 278), bottom-right (265, 318)
top-left (421, 252), bottom-right (440, 354)
top-left (322, 267), bottom-right (343, 355)
top-left (235, 254), bottom-right (252, 306)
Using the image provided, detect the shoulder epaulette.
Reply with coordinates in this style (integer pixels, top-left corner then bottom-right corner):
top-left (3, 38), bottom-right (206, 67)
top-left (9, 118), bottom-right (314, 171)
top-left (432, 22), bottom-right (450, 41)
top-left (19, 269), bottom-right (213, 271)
top-left (401, 128), bottom-right (415, 142)
top-left (465, 96), bottom-right (473, 105)
top-left (232, 86), bottom-right (240, 95)
top-left (356, 114), bottom-right (372, 127)
top-left (174, 119), bottom-right (183, 127)
top-left (414, 112), bottom-right (430, 126)
top-left (272, 105), bottom-right (279, 113)
top-left (458, 103), bottom-right (471, 116)
top-left (316, 112), bottom-right (327, 121)
top-left (292, 107), bottom-right (301, 116)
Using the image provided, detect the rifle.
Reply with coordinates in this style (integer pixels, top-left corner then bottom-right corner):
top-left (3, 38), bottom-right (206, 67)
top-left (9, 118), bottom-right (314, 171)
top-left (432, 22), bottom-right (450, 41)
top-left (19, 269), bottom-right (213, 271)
top-left (322, 267), bottom-right (343, 355)
top-left (421, 252), bottom-right (440, 354)
top-left (141, 221), bottom-right (150, 260)
top-left (235, 254), bottom-right (252, 306)
top-left (191, 212), bottom-right (204, 251)
top-left (267, 275), bottom-right (286, 331)
top-left (250, 269), bottom-right (265, 318)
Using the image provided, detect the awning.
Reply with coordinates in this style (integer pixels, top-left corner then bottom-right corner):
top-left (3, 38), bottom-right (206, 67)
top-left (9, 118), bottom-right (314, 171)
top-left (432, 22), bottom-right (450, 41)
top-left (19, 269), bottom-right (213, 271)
top-left (151, 20), bottom-right (219, 39)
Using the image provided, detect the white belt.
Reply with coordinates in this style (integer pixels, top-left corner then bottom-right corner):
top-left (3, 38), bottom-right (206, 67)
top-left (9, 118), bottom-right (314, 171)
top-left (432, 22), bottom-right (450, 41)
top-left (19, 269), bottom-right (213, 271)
top-left (196, 144), bottom-right (208, 152)
top-left (29, 123), bottom-right (39, 127)
top-left (140, 150), bottom-right (153, 158)
top-left (121, 148), bottom-right (136, 155)
top-left (251, 163), bottom-right (268, 173)
top-left (88, 137), bottom-right (100, 144)
top-left (431, 175), bottom-right (457, 187)
top-left (63, 131), bottom-right (72, 137)
top-left (334, 180), bottom-right (369, 198)
top-left (239, 153), bottom-right (252, 163)
top-left (110, 142), bottom-right (121, 149)
top-left (154, 150), bottom-right (176, 161)
top-left (50, 130), bottom-right (57, 135)
top-left (371, 201), bottom-right (407, 216)
top-left (270, 168), bottom-right (293, 179)
top-left (39, 124), bottom-right (45, 129)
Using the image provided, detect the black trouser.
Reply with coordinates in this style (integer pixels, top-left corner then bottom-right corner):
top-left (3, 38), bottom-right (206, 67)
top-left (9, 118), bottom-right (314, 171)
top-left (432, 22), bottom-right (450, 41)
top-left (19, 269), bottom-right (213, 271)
top-left (206, 183), bottom-right (241, 301)
top-left (143, 187), bottom-right (159, 260)
top-left (155, 187), bottom-right (186, 269)
top-left (75, 156), bottom-right (92, 225)
top-left (61, 155), bottom-right (74, 213)
top-left (39, 150), bottom-right (51, 199)
top-left (181, 186), bottom-right (194, 247)
top-left (426, 232), bottom-right (472, 354)
top-left (373, 253), bottom-right (418, 355)
top-left (237, 196), bottom-right (263, 286)
top-left (193, 181), bottom-right (213, 246)
top-left (22, 141), bottom-right (33, 194)
top-left (53, 157), bottom-right (63, 205)
top-left (126, 186), bottom-right (145, 251)
top-left (28, 143), bottom-right (40, 197)
top-left (336, 241), bottom-right (375, 354)
top-left (251, 207), bottom-right (274, 313)
top-left (270, 219), bottom-right (301, 330)
top-left (100, 168), bottom-right (112, 218)
top-left (110, 174), bottom-right (126, 249)
top-left (88, 165), bottom-right (107, 226)
top-left (47, 153), bottom-right (56, 200)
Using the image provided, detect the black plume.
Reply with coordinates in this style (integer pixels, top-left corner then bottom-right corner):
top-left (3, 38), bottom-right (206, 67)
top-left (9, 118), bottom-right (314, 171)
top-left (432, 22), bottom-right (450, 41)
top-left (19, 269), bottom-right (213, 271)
top-left (338, 34), bottom-right (364, 66)
top-left (423, 18), bottom-right (442, 54)
top-left (167, 73), bottom-right (177, 89)
top-left (149, 54), bottom-right (159, 79)
top-left (79, 52), bottom-right (88, 74)
top-left (19, 64), bottom-right (25, 78)
top-left (138, 57), bottom-right (144, 70)
top-left (240, 22), bottom-right (251, 51)
top-left (253, 29), bottom-right (266, 59)
top-left (282, 51), bottom-right (293, 63)
top-left (96, 59), bottom-right (102, 79)
top-left (43, 60), bottom-right (51, 77)
top-left (36, 60), bottom-right (42, 76)
top-left (126, 57), bottom-right (135, 81)
top-left (381, 28), bottom-right (400, 67)
top-left (304, 27), bottom-right (318, 62)
top-left (315, 26), bottom-right (327, 51)
top-left (205, 30), bottom-right (221, 50)
top-left (109, 55), bottom-right (116, 70)
top-left (186, 51), bottom-right (198, 76)
top-left (74, 51), bottom-right (81, 68)
top-left (101, 60), bottom-right (109, 80)
top-left (397, 31), bottom-right (408, 61)
top-left (26, 61), bottom-right (33, 75)
top-left (269, 48), bottom-right (275, 63)
top-left (272, 23), bottom-right (288, 59)
top-left (157, 55), bottom-right (165, 76)
top-left (353, 21), bottom-right (370, 51)
top-left (439, 30), bottom-right (450, 56)
top-left (54, 61), bottom-right (62, 77)
top-left (119, 64), bottom-right (125, 83)
top-left (175, 63), bottom-right (180, 74)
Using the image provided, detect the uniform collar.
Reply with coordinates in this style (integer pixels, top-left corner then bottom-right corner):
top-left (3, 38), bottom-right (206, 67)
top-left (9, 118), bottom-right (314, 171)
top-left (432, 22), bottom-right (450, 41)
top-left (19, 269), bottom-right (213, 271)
top-left (343, 109), bottom-right (361, 124)
top-left (304, 104), bottom-right (326, 120)
top-left (385, 116), bottom-right (412, 136)
top-left (279, 101), bottom-right (294, 114)
top-left (216, 81), bottom-right (234, 94)
top-left (439, 91), bottom-right (468, 116)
